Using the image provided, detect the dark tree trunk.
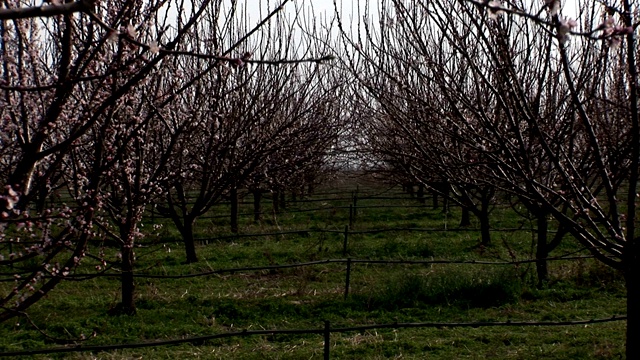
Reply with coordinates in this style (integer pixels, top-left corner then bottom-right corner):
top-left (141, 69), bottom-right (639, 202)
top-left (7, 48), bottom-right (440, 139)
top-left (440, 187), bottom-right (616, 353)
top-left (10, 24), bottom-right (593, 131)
top-left (272, 190), bottom-right (280, 214)
top-left (432, 189), bottom-right (439, 210)
top-left (35, 183), bottom-right (49, 213)
top-left (180, 219), bottom-right (198, 263)
top-left (252, 190), bottom-right (262, 222)
top-left (406, 183), bottom-right (415, 197)
top-left (479, 212), bottom-right (491, 246)
top-left (519, 198), bottom-right (565, 287)
top-left (478, 187), bottom-right (494, 246)
top-left (625, 239), bottom-right (640, 359)
top-left (119, 244), bottom-right (136, 315)
top-left (416, 184), bottom-right (425, 204)
top-left (279, 191), bottom-right (286, 210)
top-left (442, 184), bottom-right (450, 214)
top-left (230, 186), bottom-right (238, 233)
top-left (535, 213), bottom-right (549, 287)
top-left (459, 206), bottom-right (471, 227)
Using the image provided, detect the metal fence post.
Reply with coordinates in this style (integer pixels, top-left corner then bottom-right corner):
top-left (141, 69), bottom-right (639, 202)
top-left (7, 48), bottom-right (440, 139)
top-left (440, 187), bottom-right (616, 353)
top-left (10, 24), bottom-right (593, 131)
top-left (349, 204), bottom-right (354, 228)
top-left (342, 225), bottom-right (349, 256)
top-left (324, 320), bottom-right (331, 360)
top-left (344, 258), bottom-right (352, 300)
top-left (352, 193), bottom-right (358, 223)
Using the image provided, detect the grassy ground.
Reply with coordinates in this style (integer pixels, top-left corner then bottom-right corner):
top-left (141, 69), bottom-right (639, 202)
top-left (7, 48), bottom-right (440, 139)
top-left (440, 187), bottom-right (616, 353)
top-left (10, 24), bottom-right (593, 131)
top-left (0, 179), bottom-right (628, 359)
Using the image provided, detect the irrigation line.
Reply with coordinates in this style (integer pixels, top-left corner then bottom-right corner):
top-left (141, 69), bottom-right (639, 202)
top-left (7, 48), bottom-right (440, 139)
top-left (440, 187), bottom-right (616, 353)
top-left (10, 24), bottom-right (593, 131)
top-left (345, 227), bottom-right (533, 234)
top-left (174, 226), bottom-right (554, 245)
top-left (0, 316), bottom-right (625, 357)
top-left (2, 225), bottom-right (561, 247)
top-left (0, 254), bottom-right (598, 282)
top-left (191, 229), bottom-right (344, 242)
top-left (0, 225), bottom-right (561, 248)
top-left (347, 255), bottom-right (597, 266)
top-left (343, 204), bottom-right (431, 208)
top-left (1, 254), bottom-right (593, 282)
top-left (121, 255), bottom-right (597, 279)
top-left (330, 316), bottom-right (626, 332)
top-left (150, 203), bottom-right (427, 220)
top-left (212, 196), bottom-right (357, 205)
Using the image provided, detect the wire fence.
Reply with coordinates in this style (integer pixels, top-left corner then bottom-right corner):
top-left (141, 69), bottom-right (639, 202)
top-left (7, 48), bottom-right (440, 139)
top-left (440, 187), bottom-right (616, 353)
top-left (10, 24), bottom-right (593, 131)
top-left (0, 186), bottom-right (623, 357)
top-left (0, 254), bottom-right (599, 292)
top-left (0, 316), bottom-right (626, 358)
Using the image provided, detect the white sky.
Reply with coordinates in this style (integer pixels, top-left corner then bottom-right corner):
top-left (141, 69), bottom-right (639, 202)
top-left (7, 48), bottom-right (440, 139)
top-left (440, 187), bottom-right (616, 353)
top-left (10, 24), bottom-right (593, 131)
top-left (236, 0), bottom-right (583, 53)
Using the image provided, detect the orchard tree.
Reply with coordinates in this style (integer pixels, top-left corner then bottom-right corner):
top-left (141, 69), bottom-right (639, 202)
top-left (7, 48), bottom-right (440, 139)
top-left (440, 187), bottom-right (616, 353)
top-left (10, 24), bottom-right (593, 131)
top-left (157, 4), bottom-right (338, 262)
top-left (160, 60), bottom-right (341, 262)
top-left (0, 0), bottom-right (216, 321)
top-left (341, 0), bottom-right (639, 356)
top-left (0, 0), bottom-right (333, 320)
top-left (251, 65), bottom-right (347, 217)
top-left (343, 5), bottom-right (500, 245)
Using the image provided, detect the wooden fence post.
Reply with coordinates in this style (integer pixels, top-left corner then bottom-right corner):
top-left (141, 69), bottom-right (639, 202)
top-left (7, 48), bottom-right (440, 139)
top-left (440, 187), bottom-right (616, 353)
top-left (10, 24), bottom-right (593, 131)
top-left (344, 258), bottom-right (352, 300)
top-left (342, 225), bottom-right (349, 256)
top-left (324, 320), bottom-right (331, 360)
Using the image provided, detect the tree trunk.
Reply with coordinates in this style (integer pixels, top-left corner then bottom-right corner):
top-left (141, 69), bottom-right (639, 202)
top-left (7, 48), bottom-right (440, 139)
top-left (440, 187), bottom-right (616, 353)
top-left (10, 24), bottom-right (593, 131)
top-left (625, 239), bottom-right (640, 359)
top-left (279, 190), bottom-right (286, 210)
top-left (252, 190), bottom-right (262, 222)
top-left (6, 150), bottom-right (41, 203)
top-left (35, 183), bottom-right (49, 213)
top-left (417, 184), bottom-right (425, 204)
top-left (406, 183), bottom-right (415, 197)
top-left (535, 213), bottom-right (549, 287)
top-left (180, 219), bottom-right (198, 263)
top-left (432, 189), bottom-right (439, 210)
top-left (459, 206), bottom-right (471, 227)
top-left (478, 187), bottom-right (493, 246)
top-left (230, 186), bottom-right (238, 233)
top-left (272, 190), bottom-right (280, 214)
top-left (479, 212), bottom-right (491, 246)
top-left (119, 244), bottom-right (136, 315)
top-left (442, 184), bottom-right (450, 214)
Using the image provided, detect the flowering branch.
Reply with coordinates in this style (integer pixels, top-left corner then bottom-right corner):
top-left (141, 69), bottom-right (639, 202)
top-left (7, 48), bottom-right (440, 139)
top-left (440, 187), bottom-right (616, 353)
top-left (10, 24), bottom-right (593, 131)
top-left (0, 0), bottom-right (95, 20)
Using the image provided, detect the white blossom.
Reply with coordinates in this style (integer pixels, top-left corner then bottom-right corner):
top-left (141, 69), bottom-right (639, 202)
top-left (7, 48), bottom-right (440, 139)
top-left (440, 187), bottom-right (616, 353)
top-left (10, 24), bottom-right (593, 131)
top-left (557, 16), bottom-right (577, 44)
top-left (487, 1), bottom-right (505, 20)
top-left (149, 41), bottom-right (160, 54)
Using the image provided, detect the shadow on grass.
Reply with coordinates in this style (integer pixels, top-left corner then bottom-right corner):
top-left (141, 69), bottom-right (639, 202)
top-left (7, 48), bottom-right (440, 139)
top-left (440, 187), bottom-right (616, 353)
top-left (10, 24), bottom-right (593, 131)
top-left (350, 269), bottom-right (521, 311)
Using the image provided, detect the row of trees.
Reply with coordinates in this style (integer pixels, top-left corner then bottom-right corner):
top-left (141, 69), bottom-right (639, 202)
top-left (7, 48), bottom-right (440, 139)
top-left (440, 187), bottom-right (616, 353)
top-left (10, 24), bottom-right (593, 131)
top-left (0, 0), bottom-right (343, 317)
top-left (341, 0), bottom-right (638, 357)
top-left (2, 0), bottom-right (638, 357)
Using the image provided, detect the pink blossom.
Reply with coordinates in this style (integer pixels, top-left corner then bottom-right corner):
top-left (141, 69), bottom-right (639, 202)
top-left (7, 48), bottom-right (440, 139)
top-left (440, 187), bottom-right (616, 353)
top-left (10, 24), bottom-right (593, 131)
top-left (107, 30), bottom-right (118, 42)
top-left (610, 36), bottom-right (622, 49)
top-left (557, 16), bottom-right (577, 44)
top-left (599, 16), bottom-right (633, 48)
top-left (487, 1), bottom-right (505, 19)
top-left (149, 41), bottom-right (160, 54)
top-left (126, 24), bottom-right (137, 39)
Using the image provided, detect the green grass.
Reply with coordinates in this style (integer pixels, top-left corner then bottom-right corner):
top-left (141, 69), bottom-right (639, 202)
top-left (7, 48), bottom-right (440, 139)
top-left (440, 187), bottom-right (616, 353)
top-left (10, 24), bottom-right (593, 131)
top-left (0, 181), bottom-right (628, 359)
